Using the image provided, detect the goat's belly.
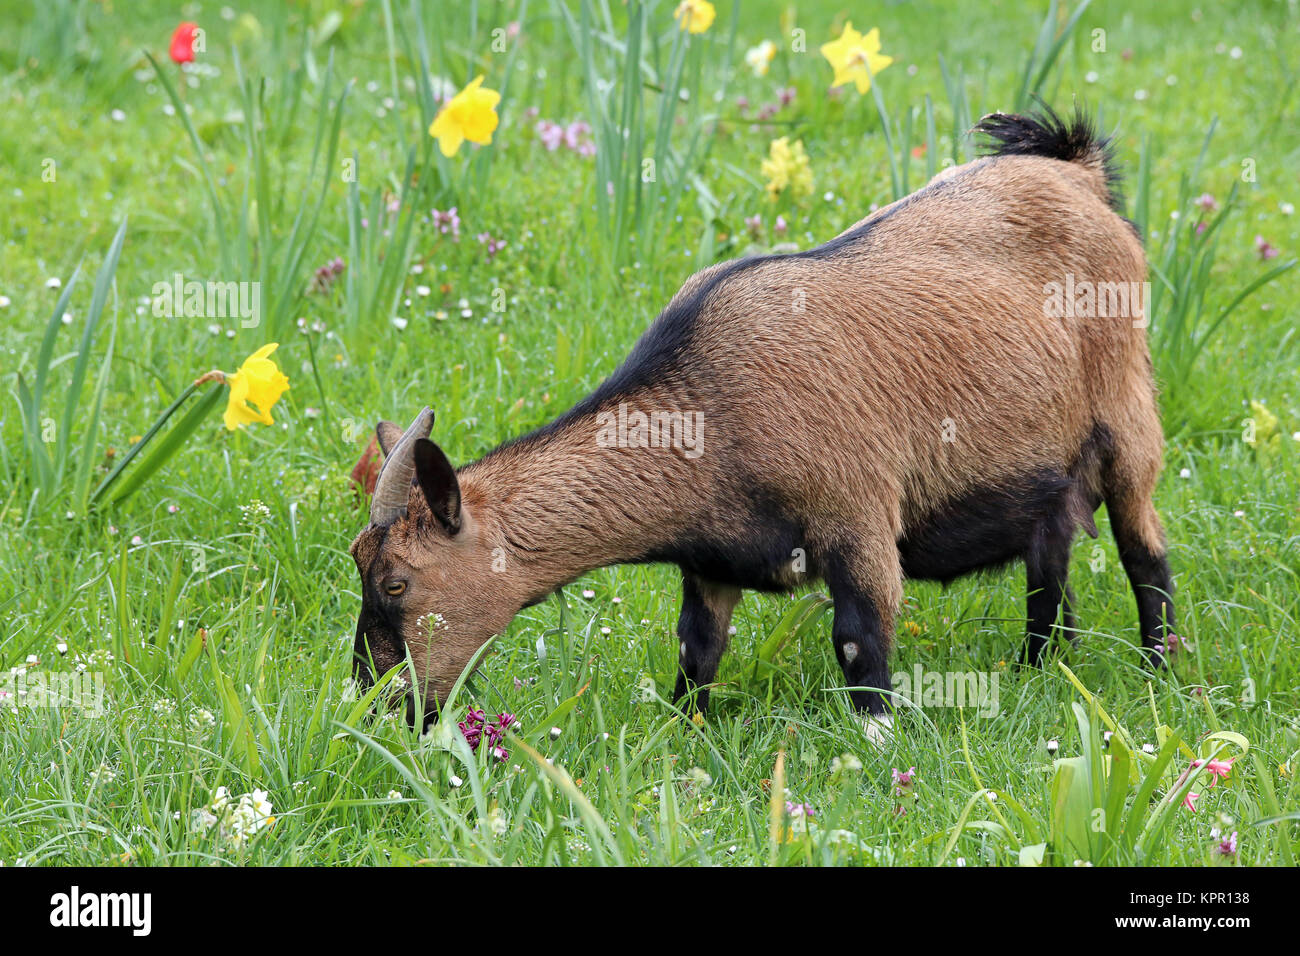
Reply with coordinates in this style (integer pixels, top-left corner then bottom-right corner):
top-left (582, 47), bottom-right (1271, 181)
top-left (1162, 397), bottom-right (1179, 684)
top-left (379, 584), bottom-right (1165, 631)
top-left (897, 468), bottom-right (1073, 583)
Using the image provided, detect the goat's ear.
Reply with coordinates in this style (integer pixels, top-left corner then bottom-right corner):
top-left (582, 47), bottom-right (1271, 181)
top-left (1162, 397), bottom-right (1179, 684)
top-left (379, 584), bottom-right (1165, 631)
top-left (376, 420), bottom-right (404, 456)
top-left (413, 437), bottom-right (462, 534)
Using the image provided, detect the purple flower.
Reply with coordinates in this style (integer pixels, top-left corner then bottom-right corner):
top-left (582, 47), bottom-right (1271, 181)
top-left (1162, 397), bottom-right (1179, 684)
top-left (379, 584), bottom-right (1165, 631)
top-left (736, 95), bottom-right (750, 112)
top-left (458, 707), bottom-right (516, 762)
top-left (1215, 831), bottom-right (1238, 856)
top-left (744, 214), bottom-right (763, 239)
top-left (777, 86), bottom-right (796, 107)
top-left (773, 214), bottom-right (788, 235)
top-left (1255, 235), bottom-right (1279, 260)
top-left (431, 206), bottom-right (461, 241)
top-left (784, 801), bottom-right (815, 818)
top-left (476, 232), bottom-right (507, 260)
top-left (309, 256), bottom-right (346, 294)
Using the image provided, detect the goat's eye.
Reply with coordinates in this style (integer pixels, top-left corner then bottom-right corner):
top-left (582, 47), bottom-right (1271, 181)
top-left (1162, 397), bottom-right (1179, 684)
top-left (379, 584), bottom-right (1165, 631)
top-left (385, 580), bottom-right (407, 597)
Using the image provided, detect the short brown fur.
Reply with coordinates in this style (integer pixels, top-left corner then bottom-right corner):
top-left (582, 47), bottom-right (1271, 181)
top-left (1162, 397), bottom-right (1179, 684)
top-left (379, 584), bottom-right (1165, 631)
top-left (351, 110), bottom-right (1174, 723)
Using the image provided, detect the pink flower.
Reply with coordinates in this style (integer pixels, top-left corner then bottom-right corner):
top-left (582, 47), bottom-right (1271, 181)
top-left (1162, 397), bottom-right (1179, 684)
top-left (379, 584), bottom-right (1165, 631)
top-left (1194, 192), bottom-right (1218, 213)
top-left (431, 206), bottom-right (461, 240)
top-left (1255, 235), bottom-right (1279, 260)
top-left (744, 214), bottom-right (763, 239)
top-left (536, 119), bottom-right (564, 151)
top-left (563, 120), bottom-right (592, 150)
top-left (777, 86), bottom-right (796, 107)
top-left (1165, 632), bottom-right (1182, 653)
top-left (736, 95), bottom-right (750, 112)
top-left (476, 232), bottom-right (507, 260)
top-left (773, 214), bottom-right (788, 235)
top-left (1182, 790), bottom-right (1200, 812)
top-left (1215, 831), bottom-right (1238, 856)
top-left (892, 766), bottom-right (917, 796)
top-left (1195, 757), bottom-right (1236, 787)
top-left (784, 801), bottom-right (815, 818)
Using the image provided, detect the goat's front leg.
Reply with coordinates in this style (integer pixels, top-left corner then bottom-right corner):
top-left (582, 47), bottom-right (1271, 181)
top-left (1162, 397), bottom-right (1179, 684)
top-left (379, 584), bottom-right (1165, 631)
top-left (672, 574), bottom-right (741, 716)
top-left (824, 535), bottom-right (903, 743)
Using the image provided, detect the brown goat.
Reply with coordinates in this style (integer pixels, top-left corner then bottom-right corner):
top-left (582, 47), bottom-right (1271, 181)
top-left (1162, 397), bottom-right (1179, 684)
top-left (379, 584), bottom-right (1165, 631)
top-left (349, 109), bottom-right (1175, 733)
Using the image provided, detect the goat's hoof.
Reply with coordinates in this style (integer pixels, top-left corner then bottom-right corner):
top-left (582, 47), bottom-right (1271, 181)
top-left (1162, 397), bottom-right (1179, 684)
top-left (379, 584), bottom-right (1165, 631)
top-left (860, 713), bottom-right (894, 749)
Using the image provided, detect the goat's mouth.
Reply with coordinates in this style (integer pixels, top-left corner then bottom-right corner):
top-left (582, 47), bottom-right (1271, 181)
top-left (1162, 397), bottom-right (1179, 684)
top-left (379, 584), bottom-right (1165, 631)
top-left (350, 657), bottom-right (442, 731)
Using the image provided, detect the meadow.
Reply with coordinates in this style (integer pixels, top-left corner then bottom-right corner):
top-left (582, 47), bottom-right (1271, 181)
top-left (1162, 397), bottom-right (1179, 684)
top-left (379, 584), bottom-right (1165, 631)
top-left (0, 0), bottom-right (1297, 867)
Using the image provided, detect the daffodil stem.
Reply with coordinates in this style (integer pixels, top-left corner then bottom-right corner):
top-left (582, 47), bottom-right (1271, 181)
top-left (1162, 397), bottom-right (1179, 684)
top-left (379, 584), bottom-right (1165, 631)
top-left (91, 381), bottom-right (224, 508)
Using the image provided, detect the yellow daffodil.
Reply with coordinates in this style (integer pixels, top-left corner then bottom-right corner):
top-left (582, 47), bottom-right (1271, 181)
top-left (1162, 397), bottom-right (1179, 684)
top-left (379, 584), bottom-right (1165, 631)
top-left (745, 39), bottom-right (776, 77)
top-left (223, 343), bottom-right (290, 431)
top-left (675, 0), bottom-right (715, 34)
top-left (820, 23), bottom-right (893, 94)
top-left (428, 75), bottom-right (501, 158)
top-left (760, 136), bottom-right (813, 202)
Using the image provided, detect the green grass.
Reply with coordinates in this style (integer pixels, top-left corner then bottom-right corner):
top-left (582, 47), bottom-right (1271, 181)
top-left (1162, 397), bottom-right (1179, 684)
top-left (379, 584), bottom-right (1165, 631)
top-left (1, 0), bottom-right (1298, 866)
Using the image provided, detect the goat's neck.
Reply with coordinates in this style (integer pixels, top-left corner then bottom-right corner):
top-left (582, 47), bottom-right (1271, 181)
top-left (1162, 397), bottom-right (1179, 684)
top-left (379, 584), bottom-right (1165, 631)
top-left (462, 405), bottom-right (703, 592)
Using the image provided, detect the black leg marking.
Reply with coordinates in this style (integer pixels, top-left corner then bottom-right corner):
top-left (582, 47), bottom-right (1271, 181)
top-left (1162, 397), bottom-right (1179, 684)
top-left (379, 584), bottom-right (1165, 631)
top-left (1117, 541), bottom-right (1175, 667)
top-left (1022, 508), bottom-right (1076, 666)
top-left (825, 559), bottom-right (894, 717)
top-left (672, 575), bottom-right (740, 715)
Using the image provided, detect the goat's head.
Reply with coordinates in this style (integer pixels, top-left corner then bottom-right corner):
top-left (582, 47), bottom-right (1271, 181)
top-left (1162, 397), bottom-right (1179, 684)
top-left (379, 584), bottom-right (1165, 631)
top-left (349, 409), bottom-right (527, 725)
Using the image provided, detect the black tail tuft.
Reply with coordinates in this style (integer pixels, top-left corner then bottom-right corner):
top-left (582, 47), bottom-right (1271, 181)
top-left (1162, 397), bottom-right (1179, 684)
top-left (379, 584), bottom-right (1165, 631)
top-left (974, 104), bottom-right (1124, 211)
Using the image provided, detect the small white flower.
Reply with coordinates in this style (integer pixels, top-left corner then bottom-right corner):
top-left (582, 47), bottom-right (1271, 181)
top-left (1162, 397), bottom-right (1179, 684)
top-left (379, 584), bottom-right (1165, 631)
top-left (387, 790), bottom-right (403, 801)
top-left (110, 109), bottom-right (126, 121)
top-left (391, 317), bottom-right (408, 330)
top-left (744, 40), bottom-right (776, 77)
top-left (56, 642), bottom-right (68, 655)
top-left (449, 774), bottom-right (463, 788)
top-left (581, 589), bottom-right (595, 599)
top-left (1085, 70), bottom-right (1099, 84)
top-left (685, 767), bottom-right (712, 788)
top-left (0, 295), bottom-right (10, 308)
top-left (549, 726), bottom-right (562, 740)
top-left (1134, 88), bottom-right (1148, 100)
top-left (831, 753), bottom-right (863, 774)
top-left (45, 277), bottom-right (61, 289)
top-left (1179, 468), bottom-right (1191, 478)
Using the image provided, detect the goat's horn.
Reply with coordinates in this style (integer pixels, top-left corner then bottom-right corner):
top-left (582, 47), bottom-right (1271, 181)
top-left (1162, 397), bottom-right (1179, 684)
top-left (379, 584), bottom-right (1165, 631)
top-left (369, 407), bottom-right (434, 526)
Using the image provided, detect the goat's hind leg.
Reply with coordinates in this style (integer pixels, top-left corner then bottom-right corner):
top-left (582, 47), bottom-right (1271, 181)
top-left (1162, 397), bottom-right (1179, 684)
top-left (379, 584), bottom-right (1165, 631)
top-left (672, 574), bottom-right (741, 715)
top-left (1022, 505), bottom-right (1078, 667)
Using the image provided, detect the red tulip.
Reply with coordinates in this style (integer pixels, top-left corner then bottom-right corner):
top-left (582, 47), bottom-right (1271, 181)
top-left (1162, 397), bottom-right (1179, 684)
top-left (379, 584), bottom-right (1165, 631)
top-left (170, 22), bottom-right (199, 64)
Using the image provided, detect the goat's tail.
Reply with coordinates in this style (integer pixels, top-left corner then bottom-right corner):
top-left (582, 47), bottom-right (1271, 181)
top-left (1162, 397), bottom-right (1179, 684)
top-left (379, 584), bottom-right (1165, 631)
top-left (974, 105), bottom-right (1123, 211)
